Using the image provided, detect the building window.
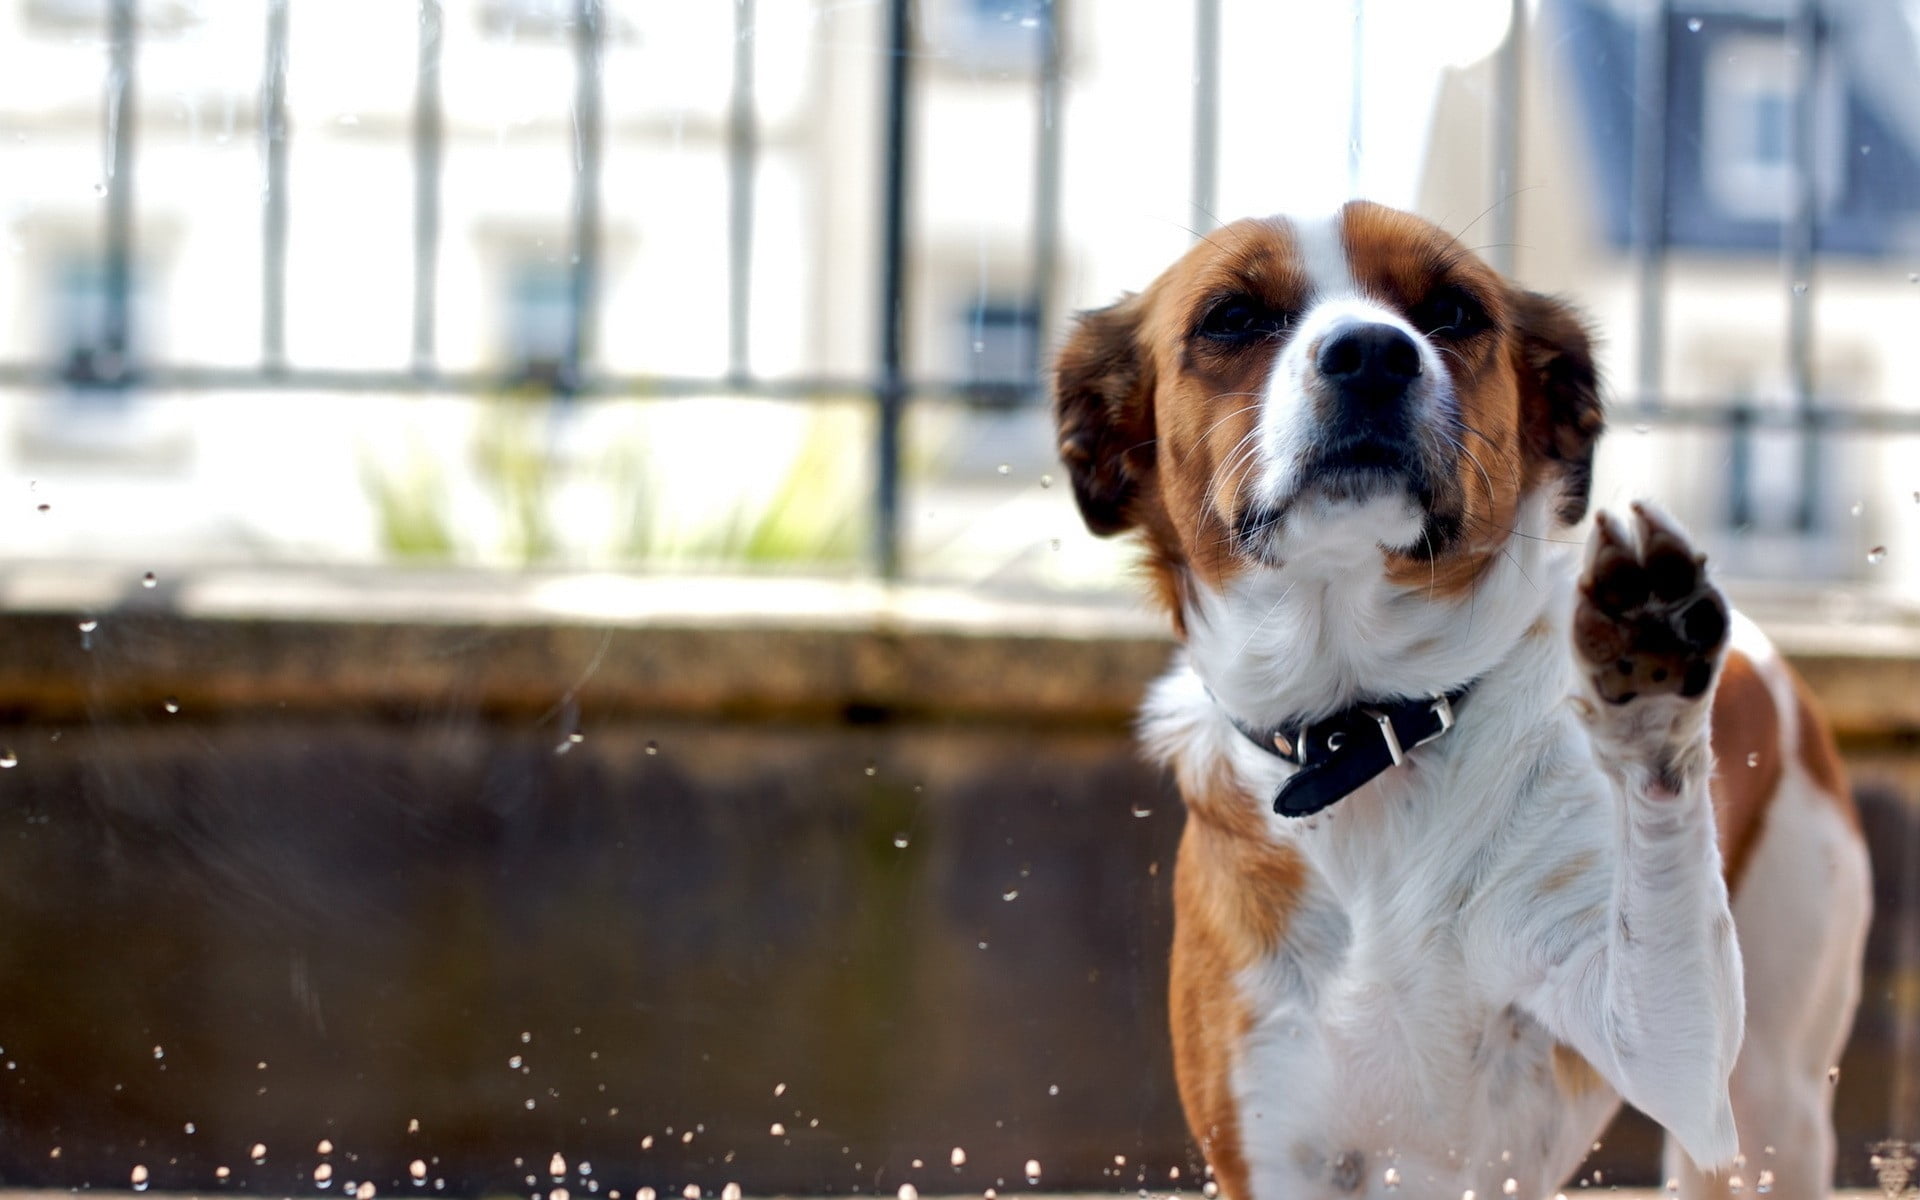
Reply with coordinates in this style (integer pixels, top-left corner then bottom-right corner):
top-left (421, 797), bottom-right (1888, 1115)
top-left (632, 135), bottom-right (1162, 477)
top-left (930, 0), bottom-right (1051, 72)
top-left (52, 259), bottom-right (135, 394)
top-left (959, 300), bottom-right (1040, 396)
top-left (1700, 31), bottom-right (1843, 222)
top-left (501, 263), bottom-right (575, 387)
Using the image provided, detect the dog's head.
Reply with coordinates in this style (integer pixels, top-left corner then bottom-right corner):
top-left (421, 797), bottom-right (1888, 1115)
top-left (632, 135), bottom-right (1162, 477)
top-left (1054, 202), bottom-right (1602, 621)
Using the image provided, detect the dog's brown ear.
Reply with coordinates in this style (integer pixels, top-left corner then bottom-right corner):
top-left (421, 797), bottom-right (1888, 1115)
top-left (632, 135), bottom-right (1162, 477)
top-left (1510, 289), bottom-right (1605, 524)
top-left (1053, 295), bottom-right (1155, 536)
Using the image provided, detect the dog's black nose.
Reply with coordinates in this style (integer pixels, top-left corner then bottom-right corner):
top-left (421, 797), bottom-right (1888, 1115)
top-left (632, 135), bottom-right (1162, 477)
top-left (1317, 324), bottom-right (1422, 398)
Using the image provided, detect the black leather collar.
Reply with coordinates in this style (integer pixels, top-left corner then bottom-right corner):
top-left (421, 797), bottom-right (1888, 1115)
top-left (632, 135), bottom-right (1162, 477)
top-left (1219, 682), bottom-right (1475, 818)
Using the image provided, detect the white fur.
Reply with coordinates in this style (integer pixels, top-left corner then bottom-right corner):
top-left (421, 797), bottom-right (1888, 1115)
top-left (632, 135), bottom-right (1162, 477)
top-left (1665, 625), bottom-right (1873, 1200)
top-left (1147, 501), bottom-right (1745, 1195)
top-left (1248, 217), bottom-right (1459, 535)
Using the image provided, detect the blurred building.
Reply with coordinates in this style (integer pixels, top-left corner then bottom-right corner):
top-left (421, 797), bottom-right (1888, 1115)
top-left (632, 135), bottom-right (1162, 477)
top-left (1422, 0), bottom-right (1920, 589)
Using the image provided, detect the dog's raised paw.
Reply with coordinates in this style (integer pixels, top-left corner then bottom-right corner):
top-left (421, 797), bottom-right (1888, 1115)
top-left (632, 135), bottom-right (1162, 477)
top-left (1572, 502), bottom-right (1728, 705)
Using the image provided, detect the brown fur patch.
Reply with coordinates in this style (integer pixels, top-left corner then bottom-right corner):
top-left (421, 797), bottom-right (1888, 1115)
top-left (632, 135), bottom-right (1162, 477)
top-left (1170, 766), bottom-right (1308, 1200)
top-left (1708, 650), bottom-right (1783, 892)
top-left (1790, 668), bottom-right (1859, 832)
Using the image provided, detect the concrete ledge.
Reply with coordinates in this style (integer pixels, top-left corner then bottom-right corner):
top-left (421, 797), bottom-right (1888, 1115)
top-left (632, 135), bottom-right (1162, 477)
top-left (2, 566), bottom-right (1918, 738)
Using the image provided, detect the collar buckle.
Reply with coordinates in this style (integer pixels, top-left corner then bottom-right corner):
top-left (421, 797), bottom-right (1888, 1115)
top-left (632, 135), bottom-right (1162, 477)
top-left (1414, 693), bottom-right (1455, 748)
top-left (1362, 707), bottom-right (1406, 766)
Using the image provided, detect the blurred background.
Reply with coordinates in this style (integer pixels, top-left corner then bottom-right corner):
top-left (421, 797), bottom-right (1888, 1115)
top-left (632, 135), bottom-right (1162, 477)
top-left (0, 0), bottom-right (1917, 1195)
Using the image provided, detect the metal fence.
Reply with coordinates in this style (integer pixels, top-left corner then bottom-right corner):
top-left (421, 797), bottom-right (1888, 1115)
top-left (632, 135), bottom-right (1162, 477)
top-left (3, 0), bottom-right (1918, 577)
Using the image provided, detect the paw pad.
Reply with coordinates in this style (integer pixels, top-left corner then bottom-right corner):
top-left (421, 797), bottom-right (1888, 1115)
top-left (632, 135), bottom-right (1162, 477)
top-left (1573, 503), bottom-right (1727, 705)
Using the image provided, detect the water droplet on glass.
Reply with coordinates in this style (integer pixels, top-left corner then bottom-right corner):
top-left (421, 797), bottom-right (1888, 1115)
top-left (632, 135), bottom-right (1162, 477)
top-left (1633, 423), bottom-right (1651, 435)
top-left (1202, 1184), bottom-right (1219, 1199)
top-left (1383, 1167), bottom-right (1400, 1190)
top-left (1039, 474), bottom-right (1053, 488)
top-left (950, 1148), bottom-right (967, 1168)
top-left (553, 1189), bottom-right (571, 1200)
top-left (773, 1082), bottom-right (786, 1096)
top-left (1046, 1083), bottom-right (1059, 1096)
top-left (1727, 1174), bottom-right (1744, 1194)
top-left (184, 1123), bottom-right (195, 1135)
top-left (251, 1144), bottom-right (268, 1164)
top-left (92, 181), bottom-right (108, 197)
top-left (521, 1031), bottom-right (532, 1043)
top-left (317, 1164), bottom-right (336, 1186)
top-left (1790, 281), bottom-right (1808, 295)
top-left (638, 1190), bottom-right (656, 1200)
top-left (357, 1183), bottom-right (377, 1200)
top-left (1746, 751), bottom-right (1760, 767)
top-left (131, 1165), bottom-right (150, 1190)
top-left (892, 832), bottom-right (910, 849)
top-left (681, 1187), bottom-right (700, 1200)
top-left (1686, 16), bottom-right (1703, 30)
top-left (142, 571), bottom-right (157, 588)
top-left (1, 750), bottom-right (19, 769)
top-left (1868, 546), bottom-right (1887, 564)
top-left (898, 1187), bottom-right (918, 1200)
top-left (408, 1161), bottom-right (427, 1183)
top-left (152, 1045), bottom-right (164, 1059)
top-left (1002, 887), bottom-right (1019, 902)
top-left (509, 1055), bottom-right (524, 1069)
top-left (551, 1155), bottom-right (567, 1179)
top-left (79, 618), bottom-right (98, 633)
top-left (1024, 1160), bottom-right (1042, 1184)
top-left (1850, 500), bottom-right (1864, 516)
top-left (407, 1119), bottom-right (420, 1134)
top-left (1755, 1168), bottom-right (1773, 1193)
top-left (1503, 1180), bottom-right (1518, 1197)
top-left (996, 464), bottom-right (1011, 475)
top-left (36, 503), bottom-right (49, 513)
top-left (1827, 1064), bottom-right (1840, 1083)
top-left (863, 762), bottom-right (877, 777)
top-left (525, 1099), bottom-right (537, 1109)
top-left (645, 741), bottom-right (659, 756)
top-left (1131, 800), bottom-right (1152, 818)
top-left (215, 1166), bottom-right (230, 1180)
top-left (641, 1137), bottom-right (654, 1151)
top-left (163, 697), bottom-right (180, 714)
top-left (681, 1131), bottom-right (693, 1144)
top-left (1049, 538), bottom-right (1061, 551)
top-left (769, 1123), bottom-right (785, 1137)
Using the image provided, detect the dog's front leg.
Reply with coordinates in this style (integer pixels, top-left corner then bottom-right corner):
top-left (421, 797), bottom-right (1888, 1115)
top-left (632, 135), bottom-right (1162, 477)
top-left (1530, 502), bottom-right (1744, 1172)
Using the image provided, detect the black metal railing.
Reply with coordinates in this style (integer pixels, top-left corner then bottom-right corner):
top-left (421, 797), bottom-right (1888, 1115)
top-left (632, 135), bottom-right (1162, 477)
top-left (3, 0), bottom-right (1918, 577)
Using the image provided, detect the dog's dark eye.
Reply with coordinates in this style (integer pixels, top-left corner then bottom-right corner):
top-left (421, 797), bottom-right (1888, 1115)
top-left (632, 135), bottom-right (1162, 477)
top-left (1407, 285), bottom-right (1490, 340)
top-left (1197, 297), bottom-right (1289, 344)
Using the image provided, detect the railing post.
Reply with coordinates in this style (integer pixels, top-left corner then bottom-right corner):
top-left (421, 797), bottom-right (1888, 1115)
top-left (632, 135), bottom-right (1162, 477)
top-left (412, 0), bottom-right (445, 375)
top-left (726, 0), bottom-right (758, 383)
top-left (1190, 0), bottom-right (1219, 235)
top-left (262, 0), bottom-right (290, 372)
top-left (874, 0), bottom-right (913, 580)
top-left (566, 0), bottom-right (606, 397)
top-left (101, 0), bottom-right (138, 383)
top-left (1631, 0), bottom-right (1670, 416)
top-left (1785, 0), bottom-right (1820, 533)
top-left (1025, 0), bottom-right (1063, 391)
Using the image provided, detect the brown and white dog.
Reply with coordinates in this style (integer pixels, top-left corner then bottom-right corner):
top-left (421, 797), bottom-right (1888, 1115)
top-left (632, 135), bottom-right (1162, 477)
top-left (1053, 202), bottom-right (1871, 1200)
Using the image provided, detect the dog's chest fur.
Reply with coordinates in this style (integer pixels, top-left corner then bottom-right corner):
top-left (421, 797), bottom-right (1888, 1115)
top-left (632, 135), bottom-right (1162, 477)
top-left (1145, 518), bottom-right (1631, 1194)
